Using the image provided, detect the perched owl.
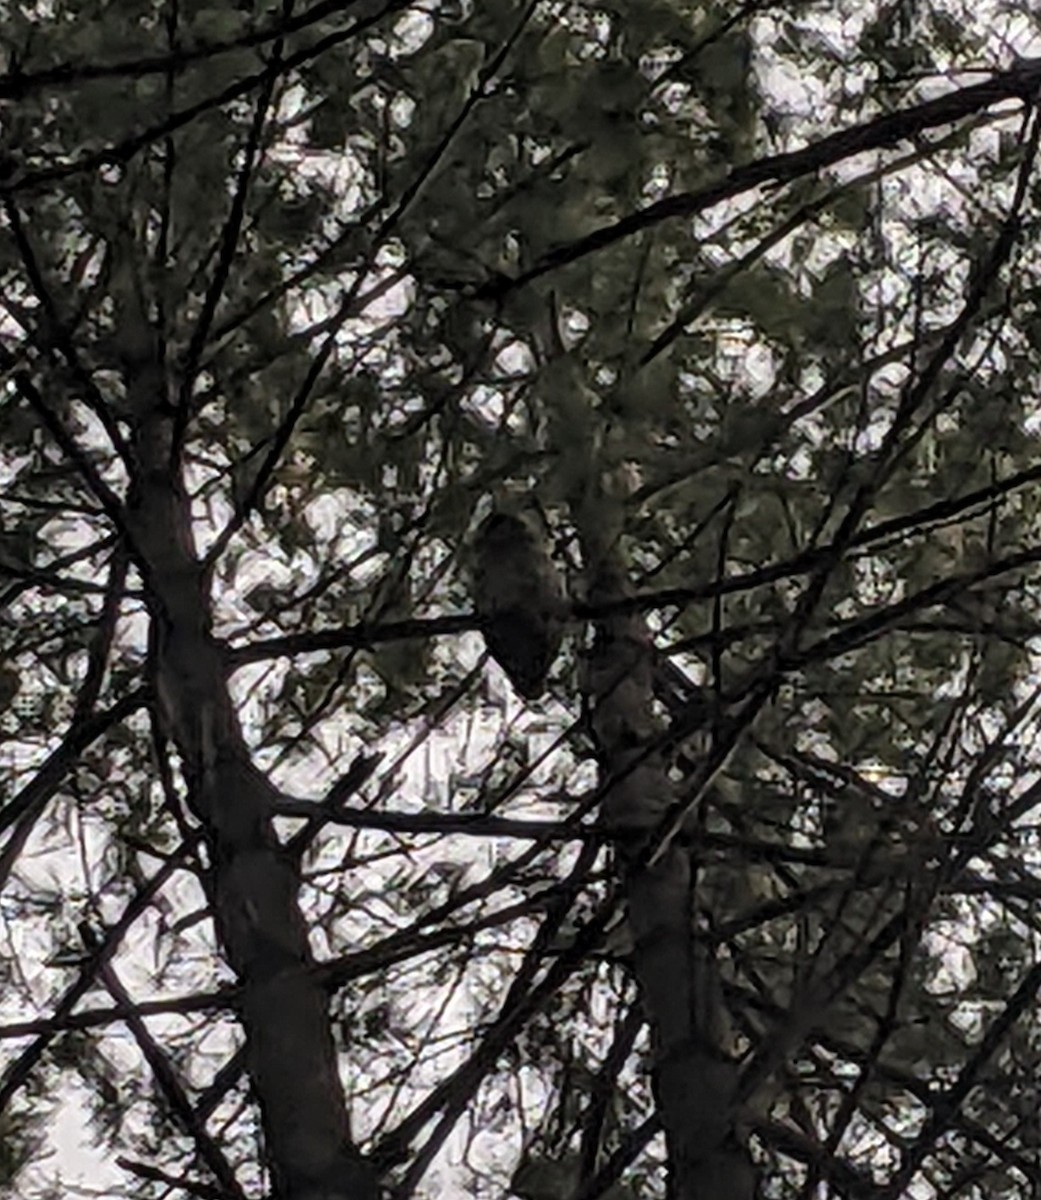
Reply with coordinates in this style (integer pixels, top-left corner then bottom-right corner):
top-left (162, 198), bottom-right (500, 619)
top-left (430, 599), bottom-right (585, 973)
top-left (472, 510), bottom-right (566, 699)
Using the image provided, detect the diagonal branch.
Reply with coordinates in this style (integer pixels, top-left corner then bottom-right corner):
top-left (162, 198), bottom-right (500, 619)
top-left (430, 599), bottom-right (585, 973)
top-left (476, 58), bottom-right (1041, 298)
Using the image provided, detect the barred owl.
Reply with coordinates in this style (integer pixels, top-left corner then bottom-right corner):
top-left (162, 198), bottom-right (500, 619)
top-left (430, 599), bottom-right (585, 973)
top-left (472, 510), bottom-right (566, 699)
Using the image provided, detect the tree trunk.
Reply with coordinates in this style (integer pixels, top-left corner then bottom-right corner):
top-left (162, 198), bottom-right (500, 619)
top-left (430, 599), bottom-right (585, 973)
top-left (580, 527), bottom-right (754, 1200)
top-left (123, 356), bottom-right (379, 1200)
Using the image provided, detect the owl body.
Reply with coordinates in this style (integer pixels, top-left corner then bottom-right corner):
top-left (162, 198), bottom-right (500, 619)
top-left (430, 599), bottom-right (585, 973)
top-left (473, 511), bottom-right (565, 699)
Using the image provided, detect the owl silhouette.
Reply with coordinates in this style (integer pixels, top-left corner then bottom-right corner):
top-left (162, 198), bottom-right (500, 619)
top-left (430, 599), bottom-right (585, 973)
top-left (472, 510), bottom-right (566, 699)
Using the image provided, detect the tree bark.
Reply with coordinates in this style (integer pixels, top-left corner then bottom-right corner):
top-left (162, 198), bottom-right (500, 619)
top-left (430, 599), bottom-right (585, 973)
top-left (581, 529), bottom-right (754, 1200)
top-left (123, 356), bottom-right (379, 1200)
